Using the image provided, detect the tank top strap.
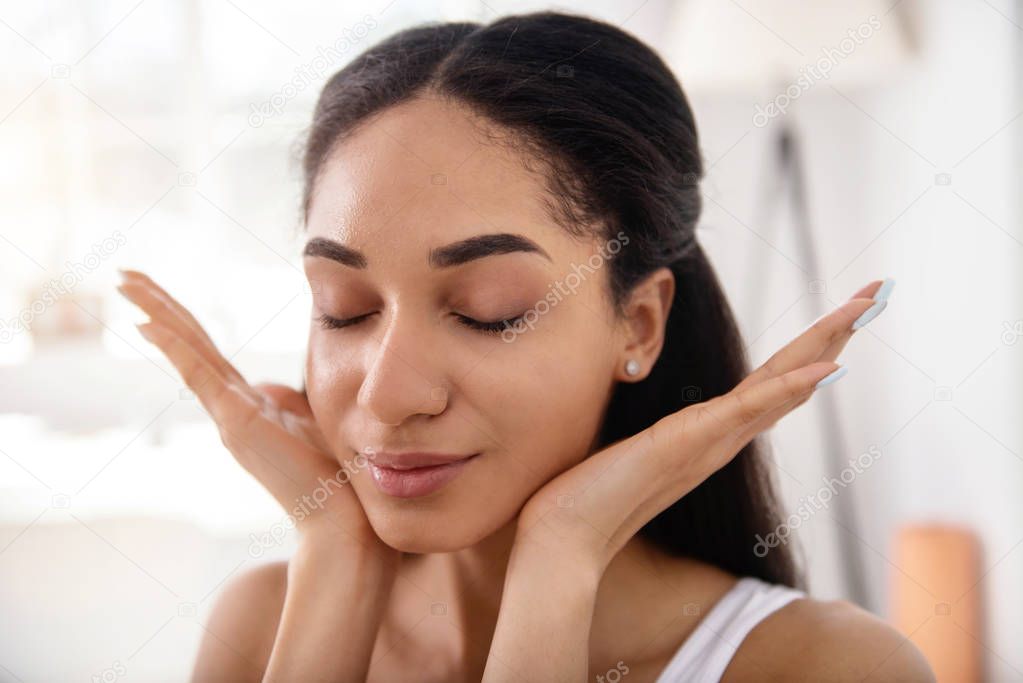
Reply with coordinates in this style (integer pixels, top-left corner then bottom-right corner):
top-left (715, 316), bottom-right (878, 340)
top-left (653, 576), bottom-right (806, 682)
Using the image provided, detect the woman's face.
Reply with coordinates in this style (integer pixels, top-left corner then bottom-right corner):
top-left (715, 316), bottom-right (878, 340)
top-left (302, 95), bottom-right (628, 553)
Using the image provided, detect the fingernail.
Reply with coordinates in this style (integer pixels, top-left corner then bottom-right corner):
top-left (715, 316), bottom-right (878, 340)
top-left (851, 299), bottom-right (888, 330)
top-left (873, 277), bottom-right (895, 303)
top-left (815, 365), bottom-right (847, 389)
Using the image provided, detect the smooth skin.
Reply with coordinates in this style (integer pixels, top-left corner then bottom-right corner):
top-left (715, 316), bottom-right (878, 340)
top-left (117, 96), bottom-right (934, 682)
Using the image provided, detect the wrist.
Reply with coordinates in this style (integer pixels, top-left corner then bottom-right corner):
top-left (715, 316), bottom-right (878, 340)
top-left (292, 529), bottom-right (400, 581)
top-left (511, 513), bottom-right (606, 591)
top-left (483, 519), bottom-right (601, 683)
top-left (267, 524), bottom-right (397, 682)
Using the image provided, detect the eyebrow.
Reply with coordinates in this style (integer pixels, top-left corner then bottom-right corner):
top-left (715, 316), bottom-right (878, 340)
top-left (302, 233), bottom-right (552, 269)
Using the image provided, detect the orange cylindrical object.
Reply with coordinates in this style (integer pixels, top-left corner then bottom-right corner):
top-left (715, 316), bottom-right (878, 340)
top-left (890, 524), bottom-right (983, 682)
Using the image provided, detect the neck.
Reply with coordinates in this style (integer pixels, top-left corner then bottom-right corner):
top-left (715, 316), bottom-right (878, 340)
top-left (396, 522), bottom-right (720, 675)
top-left (403, 515), bottom-right (520, 621)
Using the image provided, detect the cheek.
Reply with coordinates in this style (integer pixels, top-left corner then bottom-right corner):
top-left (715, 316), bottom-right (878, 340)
top-left (477, 333), bottom-right (614, 478)
top-left (538, 358), bottom-right (609, 449)
top-left (527, 304), bottom-right (616, 434)
top-left (304, 332), bottom-right (360, 432)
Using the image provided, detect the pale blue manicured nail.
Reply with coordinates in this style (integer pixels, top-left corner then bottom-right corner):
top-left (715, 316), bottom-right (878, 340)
top-left (815, 366), bottom-right (847, 389)
top-left (873, 277), bottom-right (895, 303)
top-left (852, 299), bottom-right (888, 330)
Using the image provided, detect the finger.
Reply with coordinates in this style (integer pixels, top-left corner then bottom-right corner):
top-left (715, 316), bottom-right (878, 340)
top-left (697, 362), bottom-right (842, 448)
top-left (137, 319), bottom-right (253, 426)
top-left (851, 279), bottom-right (884, 300)
top-left (119, 269), bottom-right (236, 367)
top-left (803, 281), bottom-right (893, 369)
top-left (118, 273), bottom-right (247, 386)
top-left (253, 382), bottom-right (332, 453)
top-left (735, 279), bottom-right (888, 393)
top-left (744, 378), bottom-right (817, 437)
top-left (814, 284), bottom-right (893, 364)
top-left (120, 269), bottom-right (221, 350)
top-left (137, 321), bottom-right (325, 491)
top-left (733, 363), bottom-right (849, 451)
top-left (735, 298), bottom-right (874, 393)
top-left (254, 383), bottom-right (315, 418)
top-left (713, 388), bottom-right (814, 462)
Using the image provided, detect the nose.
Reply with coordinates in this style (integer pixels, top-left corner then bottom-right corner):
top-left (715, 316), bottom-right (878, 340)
top-left (356, 314), bottom-right (449, 426)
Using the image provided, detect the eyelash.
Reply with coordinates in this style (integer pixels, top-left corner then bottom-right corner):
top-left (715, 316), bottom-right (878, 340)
top-left (316, 312), bottom-right (525, 336)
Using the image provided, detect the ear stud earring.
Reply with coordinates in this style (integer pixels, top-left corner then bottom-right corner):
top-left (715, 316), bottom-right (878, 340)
top-left (625, 359), bottom-right (641, 377)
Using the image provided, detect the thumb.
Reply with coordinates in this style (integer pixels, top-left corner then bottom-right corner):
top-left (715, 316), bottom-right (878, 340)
top-left (252, 382), bottom-right (313, 418)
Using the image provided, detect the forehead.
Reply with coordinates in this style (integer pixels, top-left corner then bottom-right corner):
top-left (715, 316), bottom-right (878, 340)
top-left (304, 96), bottom-right (566, 257)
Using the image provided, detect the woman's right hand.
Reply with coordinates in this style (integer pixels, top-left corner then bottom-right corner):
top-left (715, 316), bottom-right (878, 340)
top-left (116, 269), bottom-right (391, 560)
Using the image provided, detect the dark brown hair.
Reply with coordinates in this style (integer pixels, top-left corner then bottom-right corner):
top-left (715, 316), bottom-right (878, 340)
top-left (300, 10), bottom-right (803, 588)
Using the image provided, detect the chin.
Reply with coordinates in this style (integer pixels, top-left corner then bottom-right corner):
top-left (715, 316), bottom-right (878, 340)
top-left (365, 504), bottom-right (512, 554)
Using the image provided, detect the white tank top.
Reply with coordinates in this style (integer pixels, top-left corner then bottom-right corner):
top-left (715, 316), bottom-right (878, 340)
top-left (653, 576), bottom-right (806, 682)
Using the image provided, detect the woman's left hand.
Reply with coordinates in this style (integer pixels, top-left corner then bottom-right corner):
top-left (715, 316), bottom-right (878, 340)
top-left (481, 280), bottom-right (891, 682)
top-left (513, 280), bottom-right (890, 575)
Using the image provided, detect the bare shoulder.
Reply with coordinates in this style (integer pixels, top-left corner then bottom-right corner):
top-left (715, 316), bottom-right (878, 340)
top-left (723, 596), bottom-right (936, 682)
top-left (190, 560), bottom-right (288, 683)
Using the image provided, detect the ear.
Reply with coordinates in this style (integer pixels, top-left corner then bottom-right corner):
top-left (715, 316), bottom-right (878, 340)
top-left (616, 267), bottom-right (675, 382)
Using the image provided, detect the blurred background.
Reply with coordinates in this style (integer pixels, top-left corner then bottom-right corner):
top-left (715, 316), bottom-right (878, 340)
top-left (1, 0), bottom-right (1020, 680)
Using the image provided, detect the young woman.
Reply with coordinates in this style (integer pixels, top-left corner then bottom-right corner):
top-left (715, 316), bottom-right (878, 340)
top-left (117, 11), bottom-right (933, 682)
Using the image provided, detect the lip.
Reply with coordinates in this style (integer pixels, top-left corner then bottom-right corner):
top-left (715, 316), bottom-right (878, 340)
top-left (370, 451), bottom-right (477, 469)
top-left (368, 452), bottom-right (479, 498)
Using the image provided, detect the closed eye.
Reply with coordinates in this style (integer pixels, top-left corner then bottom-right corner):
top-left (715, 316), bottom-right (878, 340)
top-left (452, 312), bottom-right (525, 335)
top-left (316, 312), bottom-right (524, 335)
top-left (316, 313), bottom-right (373, 330)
